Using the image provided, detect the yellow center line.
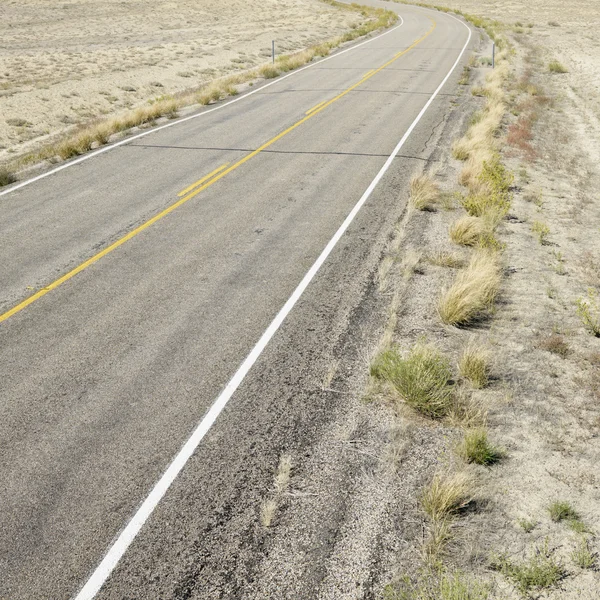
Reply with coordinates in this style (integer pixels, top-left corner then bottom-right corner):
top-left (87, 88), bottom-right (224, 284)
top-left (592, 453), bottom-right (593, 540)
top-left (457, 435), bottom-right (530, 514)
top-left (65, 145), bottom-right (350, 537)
top-left (0, 19), bottom-right (436, 325)
top-left (305, 100), bottom-right (328, 116)
top-left (177, 163), bottom-right (229, 197)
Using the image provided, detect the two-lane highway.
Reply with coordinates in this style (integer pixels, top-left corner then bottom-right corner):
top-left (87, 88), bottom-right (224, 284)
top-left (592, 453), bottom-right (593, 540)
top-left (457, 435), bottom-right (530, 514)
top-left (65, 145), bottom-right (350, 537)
top-left (0, 2), bottom-right (472, 598)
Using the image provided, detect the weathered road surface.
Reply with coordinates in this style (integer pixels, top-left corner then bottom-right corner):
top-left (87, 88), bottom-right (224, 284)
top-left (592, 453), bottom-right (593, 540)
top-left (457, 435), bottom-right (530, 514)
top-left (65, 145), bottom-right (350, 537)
top-left (0, 1), bottom-right (472, 598)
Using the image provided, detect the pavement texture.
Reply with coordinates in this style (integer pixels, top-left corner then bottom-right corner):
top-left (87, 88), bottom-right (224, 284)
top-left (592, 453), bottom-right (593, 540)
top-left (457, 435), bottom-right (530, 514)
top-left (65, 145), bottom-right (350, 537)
top-left (0, 2), bottom-right (474, 598)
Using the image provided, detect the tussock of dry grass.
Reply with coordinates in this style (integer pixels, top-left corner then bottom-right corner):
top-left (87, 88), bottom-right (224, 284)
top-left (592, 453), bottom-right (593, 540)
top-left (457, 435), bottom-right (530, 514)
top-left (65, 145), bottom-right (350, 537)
top-left (459, 342), bottom-right (490, 388)
top-left (438, 251), bottom-right (501, 326)
top-left (422, 471), bottom-right (472, 522)
top-left (370, 341), bottom-right (453, 418)
top-left (409, 173), bottom-right (440, 210)
top-left (259, 64), bottom-right (281, 79)
top-left (420, 471), bottom-right (473, 566)
top-left (450, 215), bottom-right (485, 247)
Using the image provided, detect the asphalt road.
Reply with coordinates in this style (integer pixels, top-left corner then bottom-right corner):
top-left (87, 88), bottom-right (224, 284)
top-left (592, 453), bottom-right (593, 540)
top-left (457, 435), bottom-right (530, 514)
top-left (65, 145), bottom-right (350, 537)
top-left (0, 2), bottom-right (473, 598)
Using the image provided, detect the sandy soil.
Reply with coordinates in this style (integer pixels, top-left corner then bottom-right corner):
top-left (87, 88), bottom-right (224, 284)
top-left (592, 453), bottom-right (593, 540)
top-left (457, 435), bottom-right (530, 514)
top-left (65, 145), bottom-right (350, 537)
top-left (430, 0), bottom-right (600, 160)
top-left (0, 0), bottom-right (361, 163)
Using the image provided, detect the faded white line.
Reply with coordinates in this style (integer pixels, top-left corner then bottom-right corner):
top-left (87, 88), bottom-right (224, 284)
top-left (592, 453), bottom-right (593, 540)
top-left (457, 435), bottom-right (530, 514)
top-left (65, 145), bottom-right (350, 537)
top-left (0, 17), bottom-right (404, 200)
top-left (73, 11), bottom-right (471, 600)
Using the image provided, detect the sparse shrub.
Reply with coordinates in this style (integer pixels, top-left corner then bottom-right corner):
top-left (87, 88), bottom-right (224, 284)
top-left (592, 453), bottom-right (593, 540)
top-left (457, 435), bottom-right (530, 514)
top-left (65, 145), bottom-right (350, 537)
top-left (536, 334), bottom-right (569, 358)
top-left (569, 519), bottom-right (588, 534)
top-left (409, 174), bottom-right (440, 210)
top-left (572, 537), bottom-right (596, 569)
top-left (576, 289), bottom-right (600, 336)
top-left (438, 251), bottom-right (501, 325)
top-left (492, 540), bottom-right (565, 594)
top-left (370, 342), bottom-right (453, 418)
top-left (458, 428), bottom-right (503, 465)
top-left (548, 21), bottom-right (560, 27)
top-left (531, 221), bottom-right (550, 244)
top-left (549, 60), bottom-right (568, 73)
top-left (384, 570), bottom-right (489, 600)
top-left (459, 343), bottom-right (490, 388)
top-left (0, 167), bottom-right (16, 187)
top-left (548, 500), bottom-right (578, 522)
top-left (518, 518), bottom-right (536, 533)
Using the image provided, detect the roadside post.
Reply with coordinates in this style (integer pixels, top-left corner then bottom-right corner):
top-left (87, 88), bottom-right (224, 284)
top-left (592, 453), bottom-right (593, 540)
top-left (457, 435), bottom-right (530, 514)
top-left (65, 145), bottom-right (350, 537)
top-left (272, 40), bottom-right (275, 64)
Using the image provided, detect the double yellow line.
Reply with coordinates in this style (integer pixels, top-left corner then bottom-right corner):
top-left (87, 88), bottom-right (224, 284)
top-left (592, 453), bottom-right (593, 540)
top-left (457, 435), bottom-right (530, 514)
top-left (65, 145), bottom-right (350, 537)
top-left (0, 19), bottom-right (436, 325)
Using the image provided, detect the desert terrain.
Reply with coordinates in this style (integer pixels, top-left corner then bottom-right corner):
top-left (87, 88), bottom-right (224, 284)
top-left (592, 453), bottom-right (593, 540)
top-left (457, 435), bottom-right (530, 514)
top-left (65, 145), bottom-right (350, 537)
top-left (0, 0), bottom-right (362, 164)
top-left (1, 0), bottom-right (599, 598)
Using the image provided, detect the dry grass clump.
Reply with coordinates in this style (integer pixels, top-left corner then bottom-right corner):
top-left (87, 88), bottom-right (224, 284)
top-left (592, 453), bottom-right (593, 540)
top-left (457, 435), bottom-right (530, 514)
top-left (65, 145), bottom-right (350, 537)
top-left (531, 220), bottom-right (550, 244)
top-left (458, 428), bottom-right (503, 465)
top-left (536, 333), bottom-right (569, 358)
top-left (548, 500), bottom-right (578, 523)
top-left (438, 251), bottom-right (501, 326)
top-left (370, 341), bottom-right (453, 418)
top-left (422, 472), bottom-right (472, 522)
top-left (409, 173), bottom-right (440, 211)
top-left (260, 454), bottom-right (293, 528)
top-left (0, 167), bottom-right (17, 187)
top-left (571, 538), bottom-right (596, 569)
top-left (427, 249), bottom-right (464, 269)
top-left (56, 131), bottom-right (95, 160)
top-left (548, 60), bottom-right (568, 73)
top-left (259, 64), bottom-right (281, 79)
top-left (576, 289), bottom-right (600, 336)
top-left (421, 471), bottom-right (473, 565)
top-left (446, 388), bottom-right (487, 428)
top-left (461, 157), bottom-right (513, 218)
top-left (449, 215), bottom-right (485, 247)
top-left (458, 342), bottom-right (490, 388)
top-left (384, 570), bottom-right (489, 600)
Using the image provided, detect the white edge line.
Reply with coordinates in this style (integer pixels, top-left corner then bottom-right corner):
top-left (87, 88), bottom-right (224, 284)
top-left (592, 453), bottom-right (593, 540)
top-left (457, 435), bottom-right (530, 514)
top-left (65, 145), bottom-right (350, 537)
top-left (0, 17), bottom-right (404, 200)
top-left (73, 10), bottom-right (471, 600)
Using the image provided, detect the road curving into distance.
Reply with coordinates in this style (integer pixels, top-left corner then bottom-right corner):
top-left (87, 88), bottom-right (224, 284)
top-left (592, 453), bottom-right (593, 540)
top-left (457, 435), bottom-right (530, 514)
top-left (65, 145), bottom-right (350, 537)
top-left (0, 2), bottom-right (472, 598)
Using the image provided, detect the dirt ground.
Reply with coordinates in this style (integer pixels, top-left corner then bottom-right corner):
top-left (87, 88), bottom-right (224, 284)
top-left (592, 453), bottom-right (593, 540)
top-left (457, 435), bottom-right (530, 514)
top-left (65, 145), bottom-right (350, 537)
top-left (377, 1), bottom-right (600, 597)
top-left (0, 0), bottom-right (361, 163)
